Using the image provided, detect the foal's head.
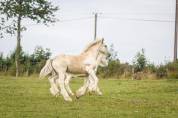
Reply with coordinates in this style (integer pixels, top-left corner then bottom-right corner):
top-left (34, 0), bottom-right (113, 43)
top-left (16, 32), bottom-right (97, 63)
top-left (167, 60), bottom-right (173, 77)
top-left (97, 38), bottom-right (110, 67)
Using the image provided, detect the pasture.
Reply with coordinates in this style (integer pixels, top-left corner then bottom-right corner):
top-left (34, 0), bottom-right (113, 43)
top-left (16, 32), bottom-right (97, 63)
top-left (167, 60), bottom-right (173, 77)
top-left (0, 76), bottom-right (178, 118)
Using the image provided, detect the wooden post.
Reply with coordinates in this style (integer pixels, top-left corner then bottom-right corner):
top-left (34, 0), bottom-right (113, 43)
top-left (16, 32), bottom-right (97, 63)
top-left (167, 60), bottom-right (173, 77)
top-left (94, 13), bottom-right (97, 40)
top-left (174, 0), bottom-right (178, 61)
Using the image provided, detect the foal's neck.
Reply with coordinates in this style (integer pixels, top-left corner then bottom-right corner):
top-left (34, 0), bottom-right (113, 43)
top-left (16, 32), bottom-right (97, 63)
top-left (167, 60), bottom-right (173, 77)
top-left (83, 45), bottom-right (99, 58)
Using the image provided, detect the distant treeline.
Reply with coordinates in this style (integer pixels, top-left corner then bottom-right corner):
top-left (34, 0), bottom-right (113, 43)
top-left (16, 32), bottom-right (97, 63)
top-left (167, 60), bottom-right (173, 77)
top-left (0, 45), bottom-right (178, 79)
top-left (97, 48), bottom-right (178, 79)
top-left (0, 46), bottom-right (51, 76)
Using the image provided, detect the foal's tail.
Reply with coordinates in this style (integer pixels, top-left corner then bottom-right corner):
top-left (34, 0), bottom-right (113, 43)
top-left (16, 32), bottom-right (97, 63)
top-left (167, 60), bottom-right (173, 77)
top-left (39, 59), bottom-right (53, 79)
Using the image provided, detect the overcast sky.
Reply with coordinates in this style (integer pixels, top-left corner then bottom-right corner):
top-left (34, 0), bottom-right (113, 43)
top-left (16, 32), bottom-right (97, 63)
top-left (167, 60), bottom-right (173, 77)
top-left (0, 0), bottom-right (176, 64)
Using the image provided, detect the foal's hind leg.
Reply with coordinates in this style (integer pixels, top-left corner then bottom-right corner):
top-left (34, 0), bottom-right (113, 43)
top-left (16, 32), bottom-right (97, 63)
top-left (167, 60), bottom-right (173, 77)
top-left (64, 74), bottom-right (74, 96)
top-left (48, 75), bottom-right (60, 96)
top-left (56, 71), bottom-right (72, 102)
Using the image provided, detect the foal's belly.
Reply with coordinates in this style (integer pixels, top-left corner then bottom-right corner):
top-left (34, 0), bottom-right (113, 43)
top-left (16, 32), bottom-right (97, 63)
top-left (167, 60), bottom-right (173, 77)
top-left (67, 65), bottom-right (87, 74)
top-left (65, 55), bottom-right (88, 74)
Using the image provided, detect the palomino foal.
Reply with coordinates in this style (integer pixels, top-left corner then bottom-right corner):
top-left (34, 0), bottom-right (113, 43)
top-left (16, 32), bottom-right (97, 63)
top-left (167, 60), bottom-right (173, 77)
top-left (48, 47), bottom-right (109, 97)
top-left (40, 38), bottom-right (109, 101)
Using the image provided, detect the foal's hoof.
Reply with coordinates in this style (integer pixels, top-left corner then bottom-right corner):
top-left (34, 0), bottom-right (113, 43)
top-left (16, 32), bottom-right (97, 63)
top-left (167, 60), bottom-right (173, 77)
top-left (97, 92), bottom-right (103, 96)
top-left (55, 93), bottom-right (60, 97)
top-left (65, 97), bottom-right (72, 102)
top-left (69, 92), bottom-right (75, 96)
top-left (88, 92), bottom-right (92, 95)
top-left (75, 91), bottom-right (82, 99)
top-left (50, 88), bottom-right (59, 96)
top-left (88, 91), bottom-right (94, 95)
top-left (76, 96), bottom-right (80, 99)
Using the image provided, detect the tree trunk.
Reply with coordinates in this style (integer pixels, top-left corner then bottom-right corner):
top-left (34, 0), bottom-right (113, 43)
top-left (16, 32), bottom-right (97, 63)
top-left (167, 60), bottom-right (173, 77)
top-left (15, 15), bottom-right (21, 77)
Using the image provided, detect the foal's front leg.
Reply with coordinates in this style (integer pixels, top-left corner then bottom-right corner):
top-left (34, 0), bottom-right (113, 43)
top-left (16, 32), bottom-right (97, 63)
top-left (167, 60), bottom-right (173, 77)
top-left (76, 78), bottom-right (90, 98)
top-left (88, 75), bottom-right (102, 95)
top-left (85, 66), bottom-right (99, 92)
top-left (76, 75), bottom-right (101, 98)
top-left (76, 66), bottom-right (100, 98)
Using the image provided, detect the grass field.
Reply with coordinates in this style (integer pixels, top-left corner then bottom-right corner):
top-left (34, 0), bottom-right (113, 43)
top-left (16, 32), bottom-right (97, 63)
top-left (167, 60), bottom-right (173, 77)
top-left (0, 76), bottom-right (178, 118)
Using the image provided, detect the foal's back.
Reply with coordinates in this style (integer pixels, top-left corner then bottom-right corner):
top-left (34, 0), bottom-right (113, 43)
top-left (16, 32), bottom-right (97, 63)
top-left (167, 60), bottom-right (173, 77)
top-left (53, 54), bottom-right (88, 74)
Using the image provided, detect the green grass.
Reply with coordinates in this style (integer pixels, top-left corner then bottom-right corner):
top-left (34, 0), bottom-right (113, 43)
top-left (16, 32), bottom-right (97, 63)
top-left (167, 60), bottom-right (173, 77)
top-left (0, 76), bottom-right (178, 118)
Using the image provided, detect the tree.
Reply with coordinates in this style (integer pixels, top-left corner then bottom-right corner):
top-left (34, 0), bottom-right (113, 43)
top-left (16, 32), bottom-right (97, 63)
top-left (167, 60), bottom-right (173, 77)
top-left (0, 0), bottom-right (58, 77)
top-left (133, 49), bottom-right (147, 73)
top-left (108, 44), bottom-right (118, 61)
top-left (30, 46), bottom-right (51, 73)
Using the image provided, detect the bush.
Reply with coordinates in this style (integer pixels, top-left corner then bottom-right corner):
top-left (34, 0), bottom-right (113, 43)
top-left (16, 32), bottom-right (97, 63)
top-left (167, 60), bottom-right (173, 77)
top-left (166, 61), bottom-right (178, 79)
top-left (156, 65), bottom-right (167, 78)
top-left (98, 59), bottom-right (121, 78)
top-left (146, 63), bottom-right (156, 73)
top-left (0, 46), bottom-right (51, 76)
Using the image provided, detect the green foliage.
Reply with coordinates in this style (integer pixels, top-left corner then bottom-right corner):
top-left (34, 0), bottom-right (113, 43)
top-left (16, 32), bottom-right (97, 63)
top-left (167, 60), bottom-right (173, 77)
top-left (0, 0), bottom-right (58, 36)
top-left (108, 44), bottom-right (118, 61)
top-left (133, 49), bottom-right (147, 73)
top-left (166, 60), bottom-right (178, 79)
top-left (0, 46), bottom-right (51, 76)
top-left (146, 63), bottom-right (156, 73)
top-left (98, 44), bottom-right (132, 78)
top-left (98, 59), bottom-right (121, 78)
top-left (0, 53), bottom-right (4, 71)
top-left (0, 0), bottom-right (58, 77)
top-left (156, 65), bottom-right (167, 78)
top-left (31, 46), bottom-right (51, 73)
top-left (97, 44), bottom-right (120, 78)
